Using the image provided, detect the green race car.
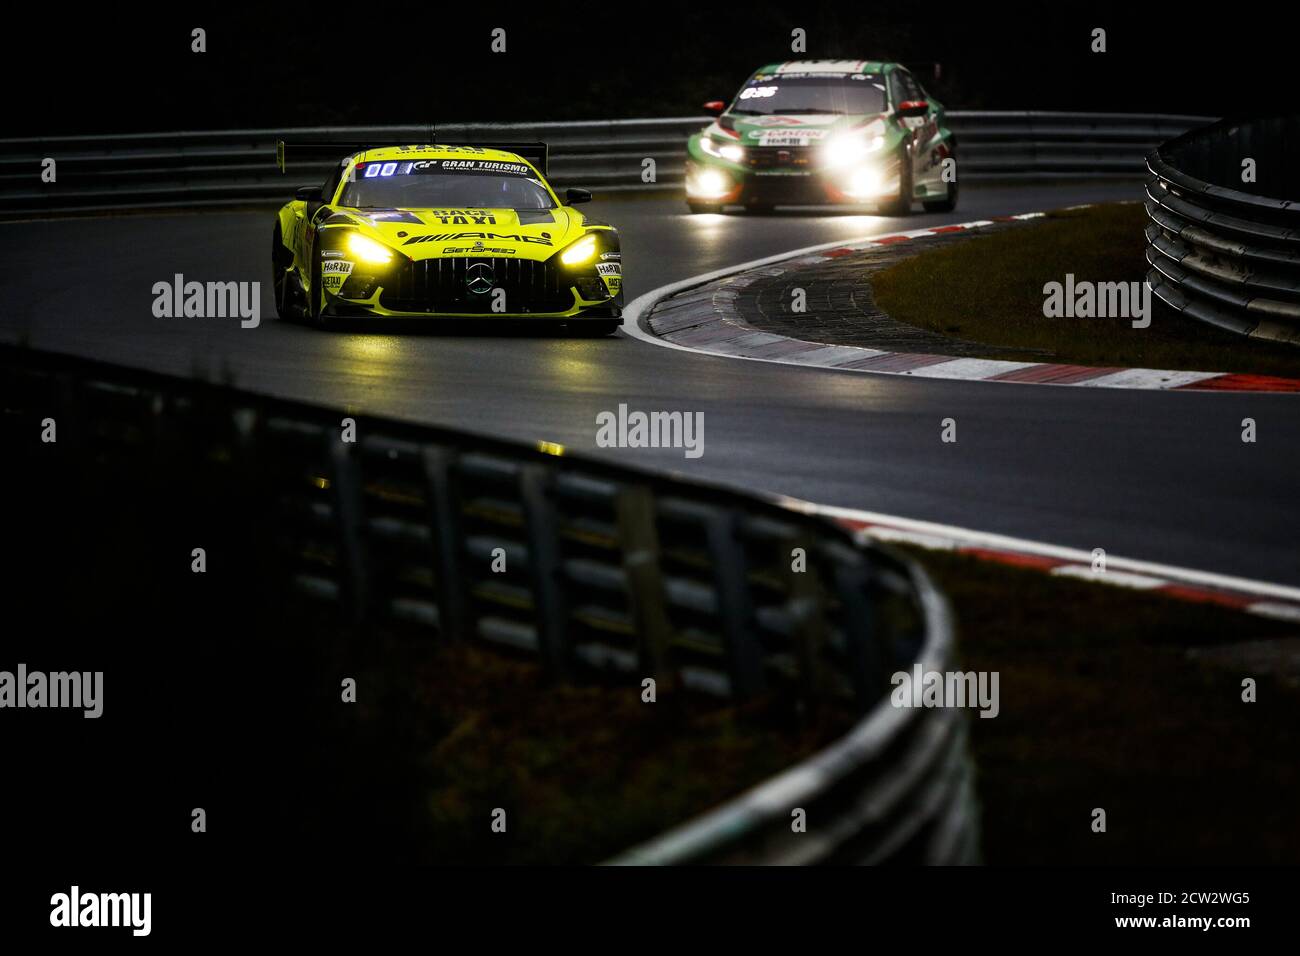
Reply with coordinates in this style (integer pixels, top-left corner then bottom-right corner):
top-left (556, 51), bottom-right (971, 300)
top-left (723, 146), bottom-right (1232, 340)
top-left (685, 59), bottom-right (958, 214)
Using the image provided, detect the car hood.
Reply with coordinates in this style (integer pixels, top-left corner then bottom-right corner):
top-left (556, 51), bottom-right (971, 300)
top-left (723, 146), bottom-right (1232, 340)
top-left (328, 206), bottom-right (582, 262)
top-left (719, 112), bottom-right (891, 147)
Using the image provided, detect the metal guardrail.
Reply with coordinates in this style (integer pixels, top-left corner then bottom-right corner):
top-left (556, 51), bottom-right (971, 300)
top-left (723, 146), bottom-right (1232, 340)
top-left (0, 342), bottom-right (976, 864)
top-left (1, 112), bottom-right (1213, 217)
top-left (1144, 115), bottom-right (1300, 345)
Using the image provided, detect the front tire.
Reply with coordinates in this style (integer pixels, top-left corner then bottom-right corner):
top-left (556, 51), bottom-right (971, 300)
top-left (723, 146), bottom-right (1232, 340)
top-left (687, 201), bottom-right (722, 214)
top-left (307, 245), bottom-right (336, 330)
top-left (879, 156), bottom-right (913, 217)
top-left (744, 202), bottom-right (774, 215)
top-left (923, 176), bottom-right (959, 213)
top-left (271, 224), bottom-right (300, 320)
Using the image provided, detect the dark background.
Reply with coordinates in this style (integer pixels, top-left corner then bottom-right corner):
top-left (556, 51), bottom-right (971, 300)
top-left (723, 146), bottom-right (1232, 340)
top-left (4, 3), bottom-right (1293, 136)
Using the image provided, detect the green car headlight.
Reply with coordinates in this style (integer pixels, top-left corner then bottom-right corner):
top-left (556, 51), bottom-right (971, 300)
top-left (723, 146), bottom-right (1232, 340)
top-left (822, 133), bottom-right (886, 168)
top-left (559, 234), bottom-right (599, 266)
top-left (699, 136), bottom-right (746, 163)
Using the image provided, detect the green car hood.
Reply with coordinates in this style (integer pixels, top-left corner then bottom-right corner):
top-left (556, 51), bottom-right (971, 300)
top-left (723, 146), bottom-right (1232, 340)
top-left (723, 112), bottom-right (895, 148)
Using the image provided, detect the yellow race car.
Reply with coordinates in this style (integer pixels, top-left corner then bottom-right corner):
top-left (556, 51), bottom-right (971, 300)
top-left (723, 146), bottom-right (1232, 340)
top-left (272, 142), bottom-right (623, 333)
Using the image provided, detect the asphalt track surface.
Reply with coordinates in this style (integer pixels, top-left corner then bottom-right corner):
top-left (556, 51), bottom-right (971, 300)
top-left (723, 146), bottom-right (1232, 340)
top-left (3, 183), bottom-right (1298, 586)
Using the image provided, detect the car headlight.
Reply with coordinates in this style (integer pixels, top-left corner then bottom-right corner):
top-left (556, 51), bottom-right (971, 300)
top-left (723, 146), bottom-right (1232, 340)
top-left (688, 168), bottom-right (732, 199)
top-left (346, 232), bottom-right (394, 264)
top-left (822, 133), bottom-right (885, 168)
top-left (699, 136), bottom-right (745, 163)
top-left (559, 234), bottom-right (599, 266)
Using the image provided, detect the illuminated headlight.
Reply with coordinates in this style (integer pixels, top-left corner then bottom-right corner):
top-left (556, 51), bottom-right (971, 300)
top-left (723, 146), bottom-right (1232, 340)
top-left (822, 133), bottom-right (885, 169)
top-left (345, 232), bottom-right (394, 264)
top-left (699, 136), bottom-right (745, 163)
top-left (688, 168), bottom-right (731, 198)
top-left (844, 167), bottom-right (884, 198)
top-left (560, 234), bottom-right (599, 266)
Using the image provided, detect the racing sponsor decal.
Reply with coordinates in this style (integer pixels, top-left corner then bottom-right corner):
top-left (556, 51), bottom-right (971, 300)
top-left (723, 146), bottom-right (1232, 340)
top-left (755, 130), bottom-right (828, 145)
top-left (752, 71), bottom-right (877, 82)
top-left (353, 158), bottom-right (537, 179)
top-left (321, 258), bottom-right (354, 292)
top-left (596, 262), bottom-right (621, 277)
top-left (425, 208), bottom-right (498, 225)
top-left (411, 159), bottom-right (532, 176)
top-left (600, 252), bottom-right (621, 261)
top-left (442, 246), bottom-right (516, 254)
top-left (402, 232), bottom-right (553, 246)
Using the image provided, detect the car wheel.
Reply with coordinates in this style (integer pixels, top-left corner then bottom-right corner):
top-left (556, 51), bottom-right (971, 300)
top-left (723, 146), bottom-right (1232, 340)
top-left (271, 224), bottom-right (300, 320)
top-left (744, 202), bottom-right (774, 215)
top-left (923, 175), bottom-right (959, 213)
top-left (879, 156), bottom-right (913, 217)
top-left (687, 201), bottom-right (722, 214)
top-left (307, 244), bottom-right (336, 330)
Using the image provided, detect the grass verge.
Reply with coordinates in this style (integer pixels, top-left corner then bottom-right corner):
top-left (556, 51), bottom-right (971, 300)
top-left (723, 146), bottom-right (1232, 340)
top-left (895, 544), bottom-right (1300, 863)
top-left (871, 202), bottom-right (1300, 376)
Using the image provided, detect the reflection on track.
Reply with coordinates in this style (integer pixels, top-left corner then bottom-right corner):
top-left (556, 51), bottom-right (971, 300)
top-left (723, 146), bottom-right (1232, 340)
top-left (2, 185), bottom-right (1298, 585)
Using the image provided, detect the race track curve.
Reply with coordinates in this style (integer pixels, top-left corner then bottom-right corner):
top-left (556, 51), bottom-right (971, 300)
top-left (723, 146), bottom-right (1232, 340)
top-left (3, 183), bottom-right (1298, 586)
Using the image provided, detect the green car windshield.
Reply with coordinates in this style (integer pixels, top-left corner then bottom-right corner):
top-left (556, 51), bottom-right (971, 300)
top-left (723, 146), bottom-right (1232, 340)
top-left (731, 75), bottom-right (887, 115)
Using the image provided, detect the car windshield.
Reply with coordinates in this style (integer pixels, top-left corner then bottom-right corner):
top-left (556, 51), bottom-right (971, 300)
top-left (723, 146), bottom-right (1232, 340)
top-left (339, 157), bottom-right (555, 209)
top-left (731, 75), bottom-right (887, 115)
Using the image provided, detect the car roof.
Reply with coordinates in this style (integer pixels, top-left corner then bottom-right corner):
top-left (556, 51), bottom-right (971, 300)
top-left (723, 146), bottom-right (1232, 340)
top-left (352, 145), bottom-right (532, 165)
top-left (752, 59), bottom-right (892, 76)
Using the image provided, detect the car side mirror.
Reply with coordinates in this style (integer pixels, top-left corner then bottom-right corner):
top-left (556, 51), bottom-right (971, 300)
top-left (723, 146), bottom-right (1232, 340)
top-left (896, 100), bottom-right (929, 119)
top-left (295, 185), bottom-right (323, 201)
top-left (702, 100), bottom-right (726, 115)
top-left (565, 187), bottom-right (592, 205)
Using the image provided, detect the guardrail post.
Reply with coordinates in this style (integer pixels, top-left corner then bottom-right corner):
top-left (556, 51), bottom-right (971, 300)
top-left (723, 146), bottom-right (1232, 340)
top-left (704, 510), bottom-right (765, 699)
top-left (780, 536), bottom-right (832, 703)
top-left (615, 484), bottom-right (677, 692)
top-left (832, 559), bottom-right (890, 708)
top-left (328, 433), bottom-right (369, 624)
top-left (519, 463), bottom-right (572, 676)
top-left (420, 445), bottom-right (470, 642)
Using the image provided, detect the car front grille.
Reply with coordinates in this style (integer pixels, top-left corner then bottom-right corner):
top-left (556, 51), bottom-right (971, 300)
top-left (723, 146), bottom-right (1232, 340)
top-left (382, 256), bottom-right (574, 314)
top-left (747, 146), bottom-right (817, 169)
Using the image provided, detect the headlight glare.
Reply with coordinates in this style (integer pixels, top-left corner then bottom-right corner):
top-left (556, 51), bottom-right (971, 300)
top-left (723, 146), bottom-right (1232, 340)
top-left (560, 234), bottom-right (599, 266)
top-left (700, 136), bottom-right (745, 163)
top-left (345, 232), bottom-right (394, 264)
top-left (822, 133), bottom-right (885, 168)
